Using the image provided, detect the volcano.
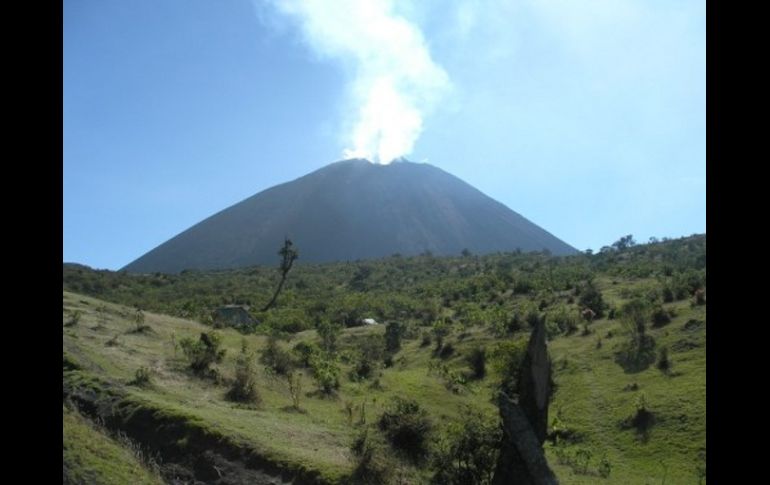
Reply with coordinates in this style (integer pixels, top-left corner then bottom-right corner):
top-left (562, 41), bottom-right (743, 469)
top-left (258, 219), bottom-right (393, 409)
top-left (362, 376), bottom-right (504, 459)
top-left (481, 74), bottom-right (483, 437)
top-left (122, 159), bottom-right (577, 273)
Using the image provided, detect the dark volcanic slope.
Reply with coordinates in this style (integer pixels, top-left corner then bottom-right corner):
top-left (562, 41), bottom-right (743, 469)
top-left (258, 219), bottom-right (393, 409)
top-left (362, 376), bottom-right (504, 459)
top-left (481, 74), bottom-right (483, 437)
top-left (123, 159), bottom-right (577, 273)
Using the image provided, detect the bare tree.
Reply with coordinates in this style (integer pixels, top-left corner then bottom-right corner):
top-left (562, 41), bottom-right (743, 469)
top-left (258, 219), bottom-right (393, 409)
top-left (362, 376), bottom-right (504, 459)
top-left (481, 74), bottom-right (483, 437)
top-left (262, 238), bottom-right (299, 311)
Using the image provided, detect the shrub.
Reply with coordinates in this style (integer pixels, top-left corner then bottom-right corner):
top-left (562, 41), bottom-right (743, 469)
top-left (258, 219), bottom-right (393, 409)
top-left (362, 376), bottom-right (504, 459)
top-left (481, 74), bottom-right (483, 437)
top-left (578, 281), bottom-right (606, 318)
top-left (622, 392), bottom-right (654, 436)
top-left (287, 371), bottom-right (302, 410)
top-left (316, 318), bottom-right (343, 353)
top-left (310, 352), bottom-right (340, 394)
top-left (260, 307), bottom-right (312, 333)
top-left (621, 299), bottom-right (650, 342)
top-left (350, 429), bottom-right (392, 483)
top-left (129, 366), bottom-right (152, 387)
top-left (133, 308), bottom-right (146, 332)
top-left (292, 341), bottom-right (320, 368)
top-left (260, 336), bottom-right (294, 375)
top-left (661, 285), bottom-right (675, 303)
top-left (651, 306), bottom-right (671, 327)
top-left (227, 342), bottom-right (260, 404)
top-left (351, 352), bottom-right (378, 380)
top-left (431, 407), bottom-right (500, 484)
top-left (420, 331), bottom-right (432, 347)
top-left (574, 447), bottom-right (593, 474)
top-left (656, 346), bottom-right (671, 373)
top-left (384, 321), bottom-right (404, 353)
top-left (432, 319), bottom-right (451, 353)
top-left (378, 397), bottom-right (432, 460)
top-left (615, 299), bottom-right (657, 372)
top-left (438, 342), bottom-right (455, 359)
top-left (491, 338), bottom-right (528, 396)
top-left (466, 346), bottom-right (486, 379)
top-left (179, 332), bottom-right (226, 376)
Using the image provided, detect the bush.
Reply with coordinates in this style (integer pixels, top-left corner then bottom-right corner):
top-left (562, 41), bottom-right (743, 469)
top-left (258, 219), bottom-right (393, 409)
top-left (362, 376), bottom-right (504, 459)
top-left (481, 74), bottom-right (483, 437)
top-left (490, 338), bottom-right (528, 396)
top-left (548, 306), bottom-right (578, 336)
top-left (578, 281), bottom-right (606, 318)
top-left (179, 332), bottom-right (226, 376)
top-left (129, 366), bottom-right (152, 387)
top-left (621, 299), bottom-right (650, 342)
top-left (656, 346), bottom-right (671, 373)
top-left (661, 285), bottom-right (675, 303)
top-left (351, 352), bottom-right (378, 381)
top-left (316, 318), bottom-right (343, 353)
top-left (350, 429), bottom-right (392, 483)
top-left (438, 341), bottom-right (455, 359)
top-left (420, 331), bottom-right (432, 348)
top-left (651, 306), bottom-right (671, 327)
top-left (431, 407), bottom-right (500, 484)
top-left (384, 321), bottom-right (404, 353)
top-left (631, 393), bottom-right (654, 431)
top-left (133, 308), bottom-right (146, 332)
top-left (466, 346), bottom-right (486, 379)
top-left (287, 371), bottom-right (302, 410)
top-left (227, 342), bottom-right (260, 404)
top-left (574, 447), bottom-right (593, 474)
top-left (621, 392), bottom-right (654, 438)
top-left (260, 336), bottom-right (294, 375)
top-left (378, 397), bottom-right (432, 460)
top-left (292, 341), bottom-right (320, 368)
top-left (432, 319), bottom-right (451, 353)
top-left (310, 352), bottom-right (340, 394)
top-left (259, 307), bottom-right (313, 333)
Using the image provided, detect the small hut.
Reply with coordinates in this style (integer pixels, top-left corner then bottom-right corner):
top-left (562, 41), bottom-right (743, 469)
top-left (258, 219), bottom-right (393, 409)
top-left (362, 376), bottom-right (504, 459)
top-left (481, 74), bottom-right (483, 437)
top-left (211, 305), bottom-right (257, 329)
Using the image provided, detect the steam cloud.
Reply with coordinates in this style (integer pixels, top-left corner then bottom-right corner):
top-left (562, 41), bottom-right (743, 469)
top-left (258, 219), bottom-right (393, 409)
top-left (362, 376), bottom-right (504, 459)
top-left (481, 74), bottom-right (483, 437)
top-left (267, 0), bottom-right (450, 164)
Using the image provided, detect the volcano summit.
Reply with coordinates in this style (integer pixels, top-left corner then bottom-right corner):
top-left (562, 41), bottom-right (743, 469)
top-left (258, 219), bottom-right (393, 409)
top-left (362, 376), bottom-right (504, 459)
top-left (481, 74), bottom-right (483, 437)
top-left (122, 159), bottom-right (577, 273)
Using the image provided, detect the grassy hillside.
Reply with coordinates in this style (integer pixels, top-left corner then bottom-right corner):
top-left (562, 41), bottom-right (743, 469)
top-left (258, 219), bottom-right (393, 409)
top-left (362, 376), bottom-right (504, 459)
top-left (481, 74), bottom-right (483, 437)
top-left (63, 235), bottom-right (706, 484)
top-left (63, 402), bottom-right (164, 485)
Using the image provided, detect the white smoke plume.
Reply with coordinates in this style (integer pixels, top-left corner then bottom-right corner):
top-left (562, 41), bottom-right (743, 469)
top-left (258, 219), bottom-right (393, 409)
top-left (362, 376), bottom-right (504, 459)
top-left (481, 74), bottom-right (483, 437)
top-left (266, 0), bottom-right (450, 164)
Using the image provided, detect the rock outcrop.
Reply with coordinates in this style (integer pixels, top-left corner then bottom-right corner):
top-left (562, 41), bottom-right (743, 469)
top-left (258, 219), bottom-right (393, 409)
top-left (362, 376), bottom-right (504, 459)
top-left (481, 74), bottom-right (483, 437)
top-left (492, 321), bottom-right (558, 485)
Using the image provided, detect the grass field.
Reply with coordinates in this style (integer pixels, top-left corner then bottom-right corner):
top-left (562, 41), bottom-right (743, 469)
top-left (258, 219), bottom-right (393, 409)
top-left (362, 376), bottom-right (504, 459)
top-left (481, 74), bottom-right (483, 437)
top-left (63, 270), bottom-right (705, 484)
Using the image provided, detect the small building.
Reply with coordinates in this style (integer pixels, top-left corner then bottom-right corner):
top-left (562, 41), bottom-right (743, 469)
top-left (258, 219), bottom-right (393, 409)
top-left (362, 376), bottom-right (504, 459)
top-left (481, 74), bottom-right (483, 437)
top-left (362, 318), bottom-right (379, 325)
top-left (212, 305), bottom-right (257, 329)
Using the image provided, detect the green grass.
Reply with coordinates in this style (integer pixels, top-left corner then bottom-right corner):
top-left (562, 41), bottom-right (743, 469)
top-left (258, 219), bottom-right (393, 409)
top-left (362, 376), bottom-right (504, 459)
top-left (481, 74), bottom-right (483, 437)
top-left (63, 278), bottom-right (705, 484)
top-left (545, 291), bottom-right (706, 484)
top-left (63, 404), bottom-right (164, 485)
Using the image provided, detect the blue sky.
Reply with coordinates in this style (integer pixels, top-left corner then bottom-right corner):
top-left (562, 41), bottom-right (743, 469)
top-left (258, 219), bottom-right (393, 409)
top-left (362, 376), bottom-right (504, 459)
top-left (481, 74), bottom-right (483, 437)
top-left (64, 0), bottom-right (705, 270)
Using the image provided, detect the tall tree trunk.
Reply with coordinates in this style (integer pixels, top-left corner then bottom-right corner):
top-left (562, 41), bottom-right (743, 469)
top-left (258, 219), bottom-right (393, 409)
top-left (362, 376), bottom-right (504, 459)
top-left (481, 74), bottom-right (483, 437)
top-left (262, 274), bottom-right (287, 312)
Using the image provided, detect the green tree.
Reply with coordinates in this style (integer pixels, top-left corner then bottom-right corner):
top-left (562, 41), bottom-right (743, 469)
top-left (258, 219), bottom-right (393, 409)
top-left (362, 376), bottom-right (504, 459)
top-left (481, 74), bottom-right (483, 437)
top-left (612, 234), bottom-right (636, 251)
